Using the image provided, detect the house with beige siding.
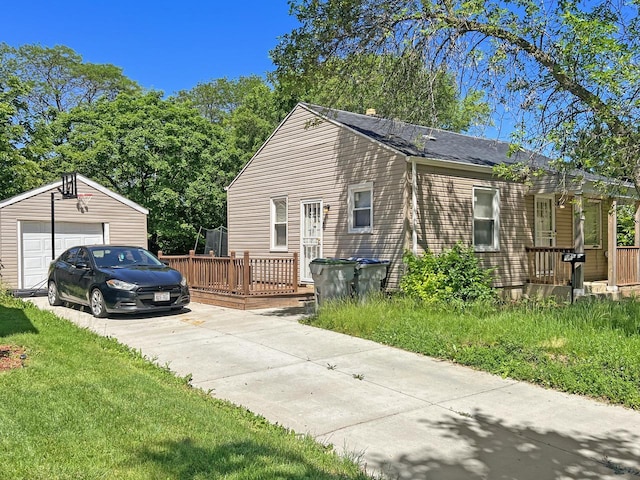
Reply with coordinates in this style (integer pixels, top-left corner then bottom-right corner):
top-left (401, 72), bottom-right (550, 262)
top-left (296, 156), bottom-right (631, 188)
top-left (227, 103), bottom-right (640, 299)
top-left (0, 174), bottom-right (148, 292)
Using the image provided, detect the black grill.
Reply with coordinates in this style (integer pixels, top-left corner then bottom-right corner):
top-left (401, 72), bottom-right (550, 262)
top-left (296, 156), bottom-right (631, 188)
top-left (136, 285), bottom-right (180, 293)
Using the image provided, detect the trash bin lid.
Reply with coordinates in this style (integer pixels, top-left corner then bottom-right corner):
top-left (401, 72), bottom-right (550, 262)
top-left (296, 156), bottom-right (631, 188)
top-left (347, 257), bottom-right (390, 264)
top-left (310, 258), bottom-right (358, 265)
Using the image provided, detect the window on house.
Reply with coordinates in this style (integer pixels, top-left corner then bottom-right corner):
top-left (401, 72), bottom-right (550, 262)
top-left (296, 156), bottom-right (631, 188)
top-left (348, 182), bottom-right (373, 233)
top-left (473, 187), bottom-right (499, 251)
top-left (271, 197), bottom-right (287, 250)
top-left (583, 199), bottom-right (602, 249)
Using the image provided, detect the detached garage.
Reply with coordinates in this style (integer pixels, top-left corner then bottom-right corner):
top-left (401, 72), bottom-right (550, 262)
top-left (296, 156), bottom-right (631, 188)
top-left (0, 174), bottom-right (148, 291)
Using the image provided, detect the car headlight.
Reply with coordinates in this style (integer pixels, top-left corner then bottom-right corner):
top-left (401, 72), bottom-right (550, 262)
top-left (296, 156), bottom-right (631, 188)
top-left (180, 276), bottom-right (188, 287)
top-left (106, 279), bottom-right (137, 291)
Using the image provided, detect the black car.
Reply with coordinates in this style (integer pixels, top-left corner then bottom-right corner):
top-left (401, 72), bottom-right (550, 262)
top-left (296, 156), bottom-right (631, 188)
top-left (47, 245), bottom-right (190, 317)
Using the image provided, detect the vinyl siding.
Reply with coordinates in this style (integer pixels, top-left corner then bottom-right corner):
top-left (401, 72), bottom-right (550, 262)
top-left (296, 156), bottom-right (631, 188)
top-left (0, 179), bottom-right (147, 288)
top-left (228, 105), bottom-right (408, 288)
top-left (414, 163), bottom-right (532, 288)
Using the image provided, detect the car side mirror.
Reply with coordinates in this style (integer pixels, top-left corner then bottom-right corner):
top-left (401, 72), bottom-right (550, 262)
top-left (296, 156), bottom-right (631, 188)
top-left (75, 262), bottom-right (90, 270)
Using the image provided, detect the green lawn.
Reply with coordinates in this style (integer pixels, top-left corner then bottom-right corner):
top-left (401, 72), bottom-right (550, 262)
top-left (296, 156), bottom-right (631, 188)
top-left (307, 295), bottom-right (640, 409)
top-left (0, 293), bottom-right (371, 480)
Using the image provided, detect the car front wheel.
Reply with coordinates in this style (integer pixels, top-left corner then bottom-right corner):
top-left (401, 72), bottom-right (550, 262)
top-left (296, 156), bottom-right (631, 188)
top-left (48, 281), bottom-right (62, 306)
top-left (90, 288), bottom-right (108, 318)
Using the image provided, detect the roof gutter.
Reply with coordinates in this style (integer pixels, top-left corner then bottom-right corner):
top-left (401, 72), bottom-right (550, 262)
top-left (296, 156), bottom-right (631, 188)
top-left (410, 156), bottom-right (637, 199)
top-left (408, 156), bottom-right (495, 175)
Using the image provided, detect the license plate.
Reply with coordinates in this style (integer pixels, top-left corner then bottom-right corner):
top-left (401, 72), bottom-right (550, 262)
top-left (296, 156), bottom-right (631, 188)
top-left (154, 291), bottom-right (170, 302)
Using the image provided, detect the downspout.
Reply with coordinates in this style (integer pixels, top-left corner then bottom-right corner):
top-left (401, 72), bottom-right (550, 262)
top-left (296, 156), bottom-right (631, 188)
top-left (412, 159), bottom-right (418, 254)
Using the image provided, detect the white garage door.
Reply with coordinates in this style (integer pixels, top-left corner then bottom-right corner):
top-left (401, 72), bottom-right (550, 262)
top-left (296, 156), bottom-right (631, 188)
top-left (21, 221), bottom-right (104, 289)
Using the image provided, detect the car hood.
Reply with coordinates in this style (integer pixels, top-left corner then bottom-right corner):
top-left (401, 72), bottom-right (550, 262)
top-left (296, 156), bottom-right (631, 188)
top-left (100, 266), bottom-right (183, 287)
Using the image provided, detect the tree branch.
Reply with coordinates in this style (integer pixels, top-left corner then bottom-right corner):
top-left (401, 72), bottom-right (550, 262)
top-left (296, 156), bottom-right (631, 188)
top-left (425, 12), bottom-right (630, 137)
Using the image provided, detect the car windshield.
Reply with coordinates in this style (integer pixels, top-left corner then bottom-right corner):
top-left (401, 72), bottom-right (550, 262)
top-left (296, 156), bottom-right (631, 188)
top-left (90, 247), bottom-right (164, 268)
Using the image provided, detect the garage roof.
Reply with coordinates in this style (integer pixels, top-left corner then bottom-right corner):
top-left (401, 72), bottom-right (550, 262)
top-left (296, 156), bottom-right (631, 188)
top-left (0, 174), bottom-right (149, 215)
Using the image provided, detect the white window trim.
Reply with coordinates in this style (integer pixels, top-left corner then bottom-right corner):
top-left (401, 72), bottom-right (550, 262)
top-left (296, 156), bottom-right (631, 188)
top-left (270, 196), bottom-right (288, 251)
top-left (473, 186), bottom-right (500, 252)
top-left (348, 182), bottom-right (373, 234)
top-left (583, 198), bottom-right (602, 249)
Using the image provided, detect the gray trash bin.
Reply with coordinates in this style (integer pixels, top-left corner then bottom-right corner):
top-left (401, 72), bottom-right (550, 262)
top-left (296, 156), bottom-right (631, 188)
top-left (309, 258), bottom-right (358, 306)
top-left (350, 258), bottom-right (390, 298)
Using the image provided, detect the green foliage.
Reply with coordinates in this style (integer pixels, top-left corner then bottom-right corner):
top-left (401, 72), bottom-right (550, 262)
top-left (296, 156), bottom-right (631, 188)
top-left (617, 203), bottom-right (636, 246)
top-left (309, 296), bottom-right (640, 409)
top-left (272, 50), bottom-right (489, 131)
top-left (177, 76), bottom-right (281, 165)
top-left (0, 75), bottom-right (43, 200)
top-left (400, 243), bottom-right (496, 305)
top-left (46, 92), bottom-right (230, 253)
top-left (0, 43), bottom-right (139, 118)
top-left (0, 42), bottom-right (139, 201)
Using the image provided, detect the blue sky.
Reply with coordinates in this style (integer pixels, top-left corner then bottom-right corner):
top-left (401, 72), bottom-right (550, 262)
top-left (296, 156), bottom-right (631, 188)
top-left (3, 1), bottom-right (517, 140)
top-left (3, 0), bottom-right (298, 95)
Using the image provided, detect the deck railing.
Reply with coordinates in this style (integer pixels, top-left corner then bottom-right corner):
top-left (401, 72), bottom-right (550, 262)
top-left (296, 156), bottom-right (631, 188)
top-left (616, 247), bottom-right (640, 286)
top-left (157, 250), bottom-right (299, 296)
top-left (525, 246), bottom-right (574, 285)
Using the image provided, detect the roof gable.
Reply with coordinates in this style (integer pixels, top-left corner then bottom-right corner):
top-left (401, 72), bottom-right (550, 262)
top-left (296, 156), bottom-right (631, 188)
top-left (228, 102), bottom-right (546, 190)
top-left (0, 174), bottom-right (149, 215)
top-left (227, 104), bottom-right (305, 190)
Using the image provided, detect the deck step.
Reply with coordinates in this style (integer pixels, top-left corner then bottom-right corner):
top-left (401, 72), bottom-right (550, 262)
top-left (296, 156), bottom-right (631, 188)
top-left (577, 291), bottom-right (621, 302)
top-left (584, 281), bottom-right (609, 295)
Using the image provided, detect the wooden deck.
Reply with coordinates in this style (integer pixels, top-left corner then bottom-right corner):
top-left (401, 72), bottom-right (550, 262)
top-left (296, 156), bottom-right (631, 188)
top-left (158, 250), bottom-right (314, 310)
top-left (525, 246), bottom-right (573, 285)
top-left (526, 245), bottom-right (640, 291)
top-left (190, 284), bottom-right (315, 310)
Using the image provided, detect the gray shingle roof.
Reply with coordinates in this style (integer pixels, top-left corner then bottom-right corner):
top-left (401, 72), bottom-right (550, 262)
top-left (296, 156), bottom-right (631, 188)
top-left (303, 103), bottom-right (552, 169)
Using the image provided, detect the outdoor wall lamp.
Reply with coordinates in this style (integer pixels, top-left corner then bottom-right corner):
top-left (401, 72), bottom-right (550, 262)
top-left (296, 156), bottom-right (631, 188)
top-left (323, 204), bottom-right (331, 214)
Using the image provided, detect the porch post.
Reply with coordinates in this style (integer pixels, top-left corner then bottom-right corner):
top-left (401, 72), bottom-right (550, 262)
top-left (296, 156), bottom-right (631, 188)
top-left (229, 251), bottom-right (236, 294)
top-left (573, 194), bottom-right (585, 294)
top-left (189, 250), bottom-right (196, 288)
top-left (411, 159), bottom-right (418, 255)
top-left (243, 251), bottom-right (251, 295)
top-left (607, 200), bottom-right (618, 291)
top-left (292, 252), bottom-right (299, 292)
top-left (635, 202), bottom-right (640, 245)
top-left (635, 202), bottom-right (640, 283)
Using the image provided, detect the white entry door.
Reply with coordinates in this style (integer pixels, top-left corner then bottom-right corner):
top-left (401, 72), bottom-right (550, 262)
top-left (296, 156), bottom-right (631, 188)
top-left (300, 201), bottom-right (323, 282)
top-left (534, 195), bottom-right (556, 247)
top-left (534, 195), bottom-right (556, 276)
top-left (21, 221), bottom-right (104, 289)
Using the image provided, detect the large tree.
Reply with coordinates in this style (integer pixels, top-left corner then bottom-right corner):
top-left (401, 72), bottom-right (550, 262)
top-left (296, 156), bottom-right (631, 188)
top-left (0, 43), bottom-right (140, 199)
top-left (274, 1), bottom-right (640, 192)
top-left (48, 92), bottom-right (230, 253)
top-left (0, 75), bottom-right (42, 199)
top-left (177, 76), bottom-right (280, 165)
top-left (0, 43), bottom-right (139, 120)
top-left (272, 50), bottom-right (489, 131)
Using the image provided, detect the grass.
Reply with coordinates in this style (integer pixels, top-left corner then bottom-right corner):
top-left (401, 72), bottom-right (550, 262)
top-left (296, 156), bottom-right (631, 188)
top-left (0, 292), bottom-right (371, 479)
top-left (306, 295), bottom-right (640, 409)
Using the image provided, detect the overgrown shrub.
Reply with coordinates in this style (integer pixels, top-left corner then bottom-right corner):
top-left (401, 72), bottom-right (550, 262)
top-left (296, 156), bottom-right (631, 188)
top-left (400, 243), bottom-right (496, 305)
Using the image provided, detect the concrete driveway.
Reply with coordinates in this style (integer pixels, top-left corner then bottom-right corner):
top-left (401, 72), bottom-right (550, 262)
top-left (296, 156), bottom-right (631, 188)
top-left (29, 297), bottom-right (640, 479)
